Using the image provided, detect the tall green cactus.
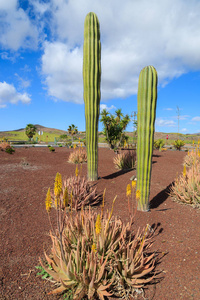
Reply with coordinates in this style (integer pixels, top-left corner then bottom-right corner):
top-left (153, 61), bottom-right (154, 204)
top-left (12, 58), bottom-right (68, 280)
top-left (83, 12), bottom-right (101, 181)
top-left (137, 66), bottom-right (158, 211)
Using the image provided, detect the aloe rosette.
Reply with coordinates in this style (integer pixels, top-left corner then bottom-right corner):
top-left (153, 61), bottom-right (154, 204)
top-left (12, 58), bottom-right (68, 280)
top-left (137, 66), bottom-right (158, 211)
top-left (83, 12), bottom-right (101, 181)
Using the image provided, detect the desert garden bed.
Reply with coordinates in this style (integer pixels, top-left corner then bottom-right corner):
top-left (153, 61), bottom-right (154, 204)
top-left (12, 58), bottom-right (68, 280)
top-left (0, 147), bottom-right (199, 299)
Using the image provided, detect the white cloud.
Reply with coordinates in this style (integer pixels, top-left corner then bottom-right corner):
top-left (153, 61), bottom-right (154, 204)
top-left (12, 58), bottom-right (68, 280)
top-left (39, 0), bottom-right (200, 103)
top-left (15, 73), bottom-right (31, 89)
top-left (156, 118), bottom-right (176, 127)
top-left (0, 0), bottom-right (38, 50)
top-left (164, 108), bottom-right (173, 111)
top-left (41, 42), bottom-right (83, 103)
top-left (192, 116), bottom-right (200, 122)
top-left (100, 104), bottom-right (116, 112)
top-left (0, 81), bottom-right (31, 107)
top-left (2, 0), bottom-right (200, 103)
top-left (181, 128), bottom-right (188, 133)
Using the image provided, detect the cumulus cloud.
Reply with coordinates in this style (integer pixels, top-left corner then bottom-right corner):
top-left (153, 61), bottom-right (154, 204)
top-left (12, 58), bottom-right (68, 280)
top-left (192, 116), bottom-right (200, 122)
top-left (0, 0), bottom-right (39, 50)
top-left (100, 104), bottom-right (116, 112)
top-left (156, 118), bottom-right (176, 127)
top-left (2, 0), bottom-right (200, 103)
top-left (41, 42), bottom-right (83, 103)
top-left (39, 0), bottom-right (200, 103)
top-left (181, 128), bottom-right (188, 133)
top-left (0, 81), bottom-right (31, 107)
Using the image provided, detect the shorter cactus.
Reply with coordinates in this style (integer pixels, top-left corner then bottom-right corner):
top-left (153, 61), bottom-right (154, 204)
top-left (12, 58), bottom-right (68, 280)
top-left (137, 66), bottom-right (158, 211)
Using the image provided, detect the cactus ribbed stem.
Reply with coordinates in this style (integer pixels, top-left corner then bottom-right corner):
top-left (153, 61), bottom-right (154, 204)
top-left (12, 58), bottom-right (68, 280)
top-left (137, 66), bottom-right (157, 211)
top-left (83, 12), bottom-right (101, 181)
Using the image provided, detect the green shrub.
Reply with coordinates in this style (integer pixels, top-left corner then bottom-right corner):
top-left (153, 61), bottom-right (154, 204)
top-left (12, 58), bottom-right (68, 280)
top-left (173, 140), bottom-right (185, 151)
top-left (65, 141), bottom-right (72, 148)
top-left (5, 146), bottom-right (15, 154)
top-left (49, 146), bottom-right (55, 152)
top-left (154, 139), bottom-right (165, 150)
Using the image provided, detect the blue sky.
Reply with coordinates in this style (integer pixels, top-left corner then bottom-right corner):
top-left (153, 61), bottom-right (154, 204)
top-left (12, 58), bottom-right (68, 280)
top-left (1, 0), bottom-right (200, 134)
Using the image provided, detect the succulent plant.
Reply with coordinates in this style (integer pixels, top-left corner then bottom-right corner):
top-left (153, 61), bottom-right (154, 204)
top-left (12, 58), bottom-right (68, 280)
top-left (154, 139), bottom-right (165, 150)
top-left (64, 175), bottom-right (101, 210)
top-left (170, 161), bottom-right (200, 208)
top-left (113, 150), bottom-right (136, 170)
top-left (137, 66), bottom-right (158, 211)
top-left (83, 12), bottom-right (101, 181)
top-left (173, 139), bottom-right (185, 151)
top-left (184, 148), bottom-right (200, 167)
top-left (68, 148), bottom-right (87, 164)
top-left (41, 187), bottom-right (158, 299)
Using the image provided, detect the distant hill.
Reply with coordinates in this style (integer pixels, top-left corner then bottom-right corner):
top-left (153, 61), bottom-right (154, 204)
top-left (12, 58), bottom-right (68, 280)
top-left (0, 125), bottom-right (67, 135)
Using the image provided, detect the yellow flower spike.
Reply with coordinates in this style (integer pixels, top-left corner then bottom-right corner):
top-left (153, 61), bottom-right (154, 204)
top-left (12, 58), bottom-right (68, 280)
top-left (81, 205), bottom-right (84, 226)
top-left (101, 188), bottom-right (106, 218)
top-left (75, 165), bottom-right (79, 177)
top-left (91, 243), bottom-right (97, 253)
top-left (183, 165), bottom-right (187, 178)
top-left (54, 172), bottom-right (62, 197)
top-left (126, 184), bottom-right (131, 197)
top-left (63, 187), bottom-right (69, 208)
top-left (108, 196), bottom-right (117, 222)
top-left (95, 214), bottom-right (101, 235)
top-left (132, 180), bottom-right (136, 189)
top-left (80, 142), bottom-right (83, 148)
top-left (136, 189), bottom-right (141, 201)
top-left (70, 190), bottom-right (73, 214)
top-left (73, 144), bottom-right (77, 149)
top-left (45, 188), bottom-right (52, 213)
top-left (54, 197), bottom-right (58, 209)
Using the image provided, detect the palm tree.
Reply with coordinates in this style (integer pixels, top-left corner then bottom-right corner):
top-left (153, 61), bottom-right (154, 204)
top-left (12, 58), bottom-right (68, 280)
top-left (115, 108), bottom-right (123, 124)
top-left (25, 124), bottom-right (37, 140)
top-left (117, 114), bottom-right (130, 147)
top-left (67, 124), bottom-right (78, 142)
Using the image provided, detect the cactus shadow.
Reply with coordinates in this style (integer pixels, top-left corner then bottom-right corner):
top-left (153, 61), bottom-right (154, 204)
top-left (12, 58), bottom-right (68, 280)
top-left (102, 168), bottom-right (133, 180)
top-left (150, 182), bottom-right (174, 209)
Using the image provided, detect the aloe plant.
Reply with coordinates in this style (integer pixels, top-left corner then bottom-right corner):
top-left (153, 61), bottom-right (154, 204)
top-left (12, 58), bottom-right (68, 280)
top-left (83, 12), bottom-right (101, 181)
top-left (137, 66), bottom-right (158, 211)
top-left (41, 197), bottom-right (157, 298)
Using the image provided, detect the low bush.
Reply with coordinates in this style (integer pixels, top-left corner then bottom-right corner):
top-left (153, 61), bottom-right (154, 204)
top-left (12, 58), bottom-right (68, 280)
top-left (5, 147), bottom-right (15, 154)
top-left (49, 146), bottom-right (55, 152)
top-left (183, 149), bottom-right (200, 167)
top-left (113, 150), bottom-right (136, 170)
top-left (0, 141), bottom-right (10, 150)
top-left (173, 140), bottom-right (185, 151)
top-left (0, 142), bottom-right (15, 154)
top-left (68, 148), bottom-right (87, 164)
top-left (154, 139), bottom-right (165, 150)
top-left (170, 162), bottom-right (200, 208)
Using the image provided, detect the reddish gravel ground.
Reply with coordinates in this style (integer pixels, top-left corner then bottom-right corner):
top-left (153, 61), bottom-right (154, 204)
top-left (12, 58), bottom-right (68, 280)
top-left (0, 147), bottom-right (199, 300)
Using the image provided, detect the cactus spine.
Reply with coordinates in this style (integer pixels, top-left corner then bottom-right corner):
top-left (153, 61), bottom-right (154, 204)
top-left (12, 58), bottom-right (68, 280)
top-left (83, 12), bottom-right (101, 181)
top-left (137, 66), bottom-right (158, 211)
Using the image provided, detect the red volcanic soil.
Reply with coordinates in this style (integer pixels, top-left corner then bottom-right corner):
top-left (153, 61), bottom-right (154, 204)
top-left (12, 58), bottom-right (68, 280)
top-left (0, 147), bottom-right (199, 300)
